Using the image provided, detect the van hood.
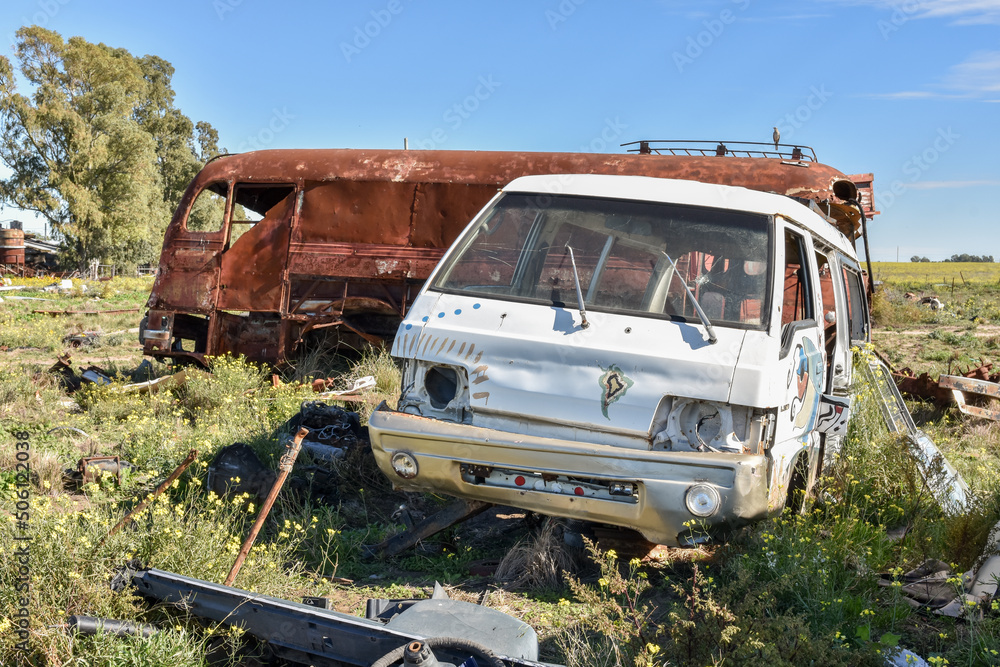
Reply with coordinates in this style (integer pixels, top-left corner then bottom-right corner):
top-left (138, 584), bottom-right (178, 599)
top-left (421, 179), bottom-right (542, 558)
top-left (393, 292), bottom-right (748, 436)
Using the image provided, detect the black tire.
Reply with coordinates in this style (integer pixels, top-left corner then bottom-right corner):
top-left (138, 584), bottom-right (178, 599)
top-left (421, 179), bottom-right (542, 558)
top-left (370, 637), bottom-right (504, 667)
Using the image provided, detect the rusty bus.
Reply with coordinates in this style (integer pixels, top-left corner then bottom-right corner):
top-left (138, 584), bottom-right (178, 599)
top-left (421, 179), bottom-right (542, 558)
top-left (142, 145), bottom-right (870, 367)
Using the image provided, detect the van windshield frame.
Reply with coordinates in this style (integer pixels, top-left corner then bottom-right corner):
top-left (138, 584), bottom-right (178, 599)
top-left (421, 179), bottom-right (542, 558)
top-left (431, 193), bottom-right (774, 331)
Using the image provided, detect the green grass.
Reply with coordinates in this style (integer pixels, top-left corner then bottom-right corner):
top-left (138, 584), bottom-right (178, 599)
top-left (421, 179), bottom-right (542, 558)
top-left (872, 261), bottom-right (1000, 286)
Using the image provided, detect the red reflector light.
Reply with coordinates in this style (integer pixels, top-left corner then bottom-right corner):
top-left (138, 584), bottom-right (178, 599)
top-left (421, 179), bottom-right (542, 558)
top-left (515, 476), bottom-right (525, 486)
top-left (574, 487), bottom-right (584, 496)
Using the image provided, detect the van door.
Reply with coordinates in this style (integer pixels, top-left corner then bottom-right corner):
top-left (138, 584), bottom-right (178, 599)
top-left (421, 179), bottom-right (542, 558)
top-left (152, 181), bottom-right (230, 315)
top-left (767, 224), bottom-right (826, 508)
top-left (811, 247), bottom-right (855, 441)
top-left (815, 247), bottom-right (851, 395)
top-left (216, 183), bottom-right (297, 312)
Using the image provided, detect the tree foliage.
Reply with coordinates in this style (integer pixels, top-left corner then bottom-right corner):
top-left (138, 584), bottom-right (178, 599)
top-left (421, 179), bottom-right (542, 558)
top-left (943, 253), bottom-right (994, 263)
top-left (0, 26), bottom-right (219, 270)
top-left (909, 256), bottom-right (931, 263)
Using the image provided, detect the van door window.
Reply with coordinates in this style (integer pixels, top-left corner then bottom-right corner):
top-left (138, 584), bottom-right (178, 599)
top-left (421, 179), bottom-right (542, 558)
top-left (228, 184), bottom-right (296, 247)
top-left (782, 230), bottom-right (813, 327)
top-left (814, 250), bottom-right (837, 358)
top-left (186, 182), bottom-right (229, 232)
top-left (841, 264), bottom-right (869, 342)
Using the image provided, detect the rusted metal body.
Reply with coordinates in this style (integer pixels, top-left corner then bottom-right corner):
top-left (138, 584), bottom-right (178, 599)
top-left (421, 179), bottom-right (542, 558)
top-left (939, 375), bottom-right (1000, 421)
top-left (144, 147), bottom-right (864, 366)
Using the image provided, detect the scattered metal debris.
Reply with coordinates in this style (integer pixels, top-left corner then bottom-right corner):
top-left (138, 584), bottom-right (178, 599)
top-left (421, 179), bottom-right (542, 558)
top-left (113, 369), bottom-right (192, 395)
top-left (36, 307), bottom-right (139, 316)
top-left (66, 615), bottom-right (158, 638)
top-left (122, 566), bottom-right (548, 666)
top-left (863, 356), bottom-right (969, 513)
top-left (47, 426), bottom-right (91, 440)
top-left (285, 401), bottom-right (366, 449)
top-left (939, 374), bottom-right (1000, 421)
top-left (80, 368), bottom-right (112, 385)
top-left (224, 428), bottom-right (307, 586)
top-left (313, 375), bottom-right (377, 401)
top-left (65, 456), bottom-right (133, 487)
top-left (879, 555), bottom-right (1000, 619)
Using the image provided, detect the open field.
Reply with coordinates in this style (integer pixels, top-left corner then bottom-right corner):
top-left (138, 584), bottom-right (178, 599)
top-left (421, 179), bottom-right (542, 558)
top-left (871, 262), bottom-right (1000, 287)
top-left (2, 276), bottom-right (1000, 666)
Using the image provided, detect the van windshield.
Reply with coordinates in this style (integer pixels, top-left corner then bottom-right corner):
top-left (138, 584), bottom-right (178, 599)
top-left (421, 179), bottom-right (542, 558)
top-left (431, 193), bottom-right (772, 329)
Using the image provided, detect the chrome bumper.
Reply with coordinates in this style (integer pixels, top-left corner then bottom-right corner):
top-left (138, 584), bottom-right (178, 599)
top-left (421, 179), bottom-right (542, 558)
top-left (368, 405), bottom-right (770, 546)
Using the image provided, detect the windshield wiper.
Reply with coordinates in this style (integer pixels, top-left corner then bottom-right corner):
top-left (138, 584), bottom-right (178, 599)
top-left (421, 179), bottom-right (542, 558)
top-left (665, 254), bottom-right (718, 344)
top-left (565, 245), bottom-right (590, 329)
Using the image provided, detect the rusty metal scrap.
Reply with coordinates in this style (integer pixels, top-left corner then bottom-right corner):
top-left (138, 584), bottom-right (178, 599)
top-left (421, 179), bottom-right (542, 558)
top-left (892, 367), bottom-right (953, 405)
top-left (893, 362), bottom-right (1000, 409)
top-left (72, 456), bottom-right (129, 486)
top-left (939, 375), bottom-right (1000, 421)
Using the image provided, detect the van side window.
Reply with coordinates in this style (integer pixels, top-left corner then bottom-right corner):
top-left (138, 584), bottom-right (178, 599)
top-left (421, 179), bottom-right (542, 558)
top-left (186, 182), bottom-right (229, 233)
top-left (840, 264), bottom-right (869, 341)
top-left (229, 184), bottom-right (296, 246)
top-left (814, 249), bottom-right (836, 356)
top-left (782, 230), bottom-right (813, 326)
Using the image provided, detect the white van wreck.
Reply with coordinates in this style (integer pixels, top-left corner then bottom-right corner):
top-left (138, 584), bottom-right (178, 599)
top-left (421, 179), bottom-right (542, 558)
top-left (369, 151), bottom-right (872, 547)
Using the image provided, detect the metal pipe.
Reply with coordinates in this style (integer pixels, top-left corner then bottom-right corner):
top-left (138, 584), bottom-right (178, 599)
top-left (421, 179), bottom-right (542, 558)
top-left (848, 198), bottom-right (875, 304)
top-left (66, 615), bottom-right (157, 638)
top-left (97, 449), bottom-right (198, 549)
top-left (224, 428), bottom-right (307, 586)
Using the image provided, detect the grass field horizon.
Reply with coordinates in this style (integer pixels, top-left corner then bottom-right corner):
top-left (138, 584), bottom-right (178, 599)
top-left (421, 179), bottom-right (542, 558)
top-left (871, 261), bottom-right (1000, 286)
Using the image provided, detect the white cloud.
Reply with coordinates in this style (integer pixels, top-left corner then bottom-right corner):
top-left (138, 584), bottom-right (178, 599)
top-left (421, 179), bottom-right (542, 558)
top-left (866, 50), bottom-right (1000, 99)
top-left (828, 0), bottom-right (1000, 25)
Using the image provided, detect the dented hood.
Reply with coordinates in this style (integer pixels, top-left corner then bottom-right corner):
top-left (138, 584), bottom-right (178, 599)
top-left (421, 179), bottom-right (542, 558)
top-left (394, 292), bottom-right (748, 436)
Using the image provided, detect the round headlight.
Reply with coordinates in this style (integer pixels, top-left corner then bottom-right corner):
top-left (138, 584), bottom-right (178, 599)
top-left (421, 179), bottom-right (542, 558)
top-left (685, 484), bottom-right (721, 517)
top-left (391, 452), bottom-right (418, 479)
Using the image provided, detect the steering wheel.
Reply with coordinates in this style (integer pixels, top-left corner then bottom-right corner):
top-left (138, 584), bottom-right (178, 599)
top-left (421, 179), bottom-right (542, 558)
top-left (370, 636), bottom-right (506, 667)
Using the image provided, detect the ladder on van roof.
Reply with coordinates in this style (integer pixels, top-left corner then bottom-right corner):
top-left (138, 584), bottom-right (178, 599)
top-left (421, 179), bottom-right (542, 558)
top-left (621, 140), bottom-right (817, 162)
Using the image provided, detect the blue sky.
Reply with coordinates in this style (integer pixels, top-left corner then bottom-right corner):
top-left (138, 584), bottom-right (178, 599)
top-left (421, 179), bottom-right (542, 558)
top-left (0, 0), bottom-right (997, 262)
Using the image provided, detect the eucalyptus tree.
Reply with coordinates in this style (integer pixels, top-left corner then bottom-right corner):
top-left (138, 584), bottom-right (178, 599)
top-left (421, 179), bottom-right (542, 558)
top-left (0, 26), bottom-right (219, 269)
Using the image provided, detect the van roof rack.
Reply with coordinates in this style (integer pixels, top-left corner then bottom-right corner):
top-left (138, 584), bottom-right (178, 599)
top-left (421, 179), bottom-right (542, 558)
top-left (621, 140), bottom-right (817, 162)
